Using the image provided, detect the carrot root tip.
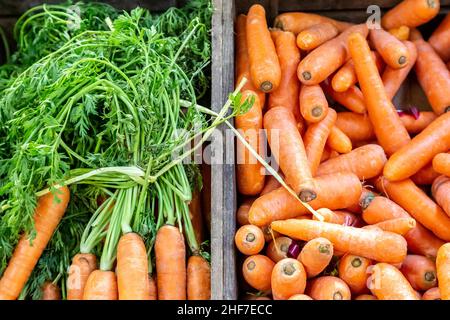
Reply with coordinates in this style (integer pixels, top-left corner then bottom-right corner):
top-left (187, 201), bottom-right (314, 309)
top-left (299, 190), bottom-right (317, 203)
top-left (260, 81), bottom-right (273, 92)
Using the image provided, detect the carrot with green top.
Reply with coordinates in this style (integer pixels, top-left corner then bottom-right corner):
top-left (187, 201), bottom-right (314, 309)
top-left (381, 0), bottom-right (440, 29)
top-left (67, 253), bottom-right (97, 300)
top-left (274, 12), bottom-right (352, 34)
top-left (370, 28), bottom-right (410, 69)
top-left (436, 243), bottom-right (450, 300)
top-left (433, 153), bottom-right (450, 177)
top-left (432, 175), bottom-right (450, 217)
top-left (300, 84), bottom-right (329, 123)
top-left (296, 23), bottom-right (339, 51)
top-left (41, 282), bottom-right (61, 300)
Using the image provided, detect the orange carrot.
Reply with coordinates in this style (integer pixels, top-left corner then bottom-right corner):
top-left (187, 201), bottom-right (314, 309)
top-left (348, 32), bottom-right (410, 156)
top-left (187, 255), bottom-right (211, 300)
top-left (299, 237), bottom-right (334, 278)
top-left (313, 208), bottom-right (359, 227)
top-left (400, 254), bottom-right (437, 291)
top-left (237, 198), bottom-right (255, 226)
top-left (298, 24), bottom-right (368, 85)
top-left (189, 190), bottom-right (204, 245)
top-left (236, 90), bottom-right (265, 196)
top-left (346, 187), bottom-right (375, 214)
top-left (320, 146), bottom-right (332, 163)
top-left (355, 294), bottom-right (377, 300)
top-left (296, 23), bottom-right (339, 51)
top-left (370, 28), bottom-right (410, 69)
top-left (274, 12), bottom-right (352, 34)
top-left (155, 225), bottom-right (186, 300)
top-left (299, 84), bottom-right (329, 123)
top-left (388, 26), bottom-right (410, 40)
top-left (41, 282), bottom-right (61, 300)
top-left (308, 276), bottom-right (351, 300)
top-left (288, 294), bottom-right (313, 300)
top-left (376, 177), bottom-right (450, 241)
top-left (411, 163), bottom-right (440, 185)
top-left (436, 243), bottom-right (450, 300)
top-left (428, 13), bottom-right (450, 61)
top-left (264, 107), bottom-right (316, 202)
top-left (266, 236), bottom-right (292, 262)
top-left (432, 175), bottom-right (450, 216)
top-left (422, 287), bottom-right (441, 300)
top-left (322, 81), bottom-right (367, 114)
top-left (271, 258), bottom-right (307, 300)
top-left (67, 253), bottom-right (97, 300)
top-left (0, 186), bottom-right (70, 300)
top-left (83, 270), bottom-right (118, 300)
top-left (338, 254), bottom-right (371, 295)
top-left (260, 173), bottom-right (283, 196)
top-left (271, 219), bottom-right (407, 263)
top-left (381, 0), bottom-right (440, 29)
top-left (335, 112), bottom-right (374, 141)
top-left (246, 5), bottom-right (281, 92)
top-left (366, 218), bottom-right (416, 236)
top-left (368, 263), bottom-right (419, 300)
top-left (242, 254), bottom-right (275, 291)
top-left (326, 126), bottom-right (352, 154)
top-left (317, 144), bottom-right (386, 180)
top-left (249, 172), bottom-right (362, 227)
top-left (384, 113), bottom-right (450, 181)
top-left (398, 111), bottom-right (437, 134)
top-left (148, 274), bottom-right (157, 300)
top-left (304, 108), bottom-right (337, 175)
top-left (433, 153), bottom-right (450, 177)
top-left (235, 224), bottom-right (265, 255)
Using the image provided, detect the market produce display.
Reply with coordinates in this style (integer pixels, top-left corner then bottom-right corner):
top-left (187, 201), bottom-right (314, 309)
top-left (234, 1), bottom-right (450, 300)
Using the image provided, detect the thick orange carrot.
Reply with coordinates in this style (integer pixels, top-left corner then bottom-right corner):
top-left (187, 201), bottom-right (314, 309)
top-left (260, 173), bottom-right (283, 196)
top-left (368, 263), bottom-right (419, 300)
top-left (288, 294), bottom-right (313, 300)
top-left (308, 276), bottom-right (351, 300)
top-left (296, 23), bottom-right (339, 51)
top-left (148, 274), bottom-right (157, 300)
top-left (432, 175), bottom-right (450, 216)
top-left (187, 255), bottom-right (211, 300)
top-left (274, 12), bottom-right (352, 34)
top-left (246, 5), bottom-right (281, 92)
top-left (264, 107), bottom-right (316, 201)
top-left (366, 218), bottom-right (416, 236)
top-left (411, 163), bottom-right (439, 185)
top-left (428, 13), bottom-right (450, 62)
top-left (388, 26), bottom-right (410, 40)
top-left (271, 219), bottom-right (407, 263)
top-left (236, 90), bottom-right (265, 195)
top-left (189, 191), bottom-right (204, 245)
top-left (381, 0), bottom-right (440, 29)
top-left (117, 233), bottom-right (150, 300)
top-left (237, 198), bottom-right (255, 226)
top-left (235, 224), bottom-right (265, 255)
top-left (67, 253), bottom-right (97, 300)
top-left (433, 153), bottom-right (450, 177)
top-left (335, 112), bottom-right (374, 141)
top-left (413, 36), bottom-right (450, 115)
top-left (349, 32), bottom-right (410, 156)
top-left (300, 84), bottom-right (329, 123)
top-left (242, 254), bottom-right (275, 291)
top-left (271, 258), bottom-right (307, 300)
top-left (304, 108), bottom-right (337, 175)
top-left (83, 270), bottom-right (118, 300)
top-left (322, 81), bottom-right (367, 114)
top-left (249, 172), bottom-right (361, 227)
top-left (155, 225), bottom-right (186, 300)
top-left (370, 28), bottom-right (410, 69)
top-left (298, 24), bottom-right (368, 85)
top-left (299, 237), bottom-right (333, 278)
top-left (266, 236), bottom-right (292, 262)
top-left (400, 255), bottom-right (437, 291)
top-left (326, 126), bottom-right (352, 154)
top-left (0, 187), bottom-right (70, 300)
top-left (355, 294), bottom-right (377, 300)
top-left (376, 177), bottom-right (450, 241)
top-left (338, 254), bottom-right (371, 295)
top-left (41, 282), bottom-right (61, 300)
top-left (317, 144), bottom-right (386, 180)
top-left (422, 287), bottom-right (441, 300)
top-left (384, 113), bottom-right (450, 181)
top-left (436, 243), bottom-right (450, 300)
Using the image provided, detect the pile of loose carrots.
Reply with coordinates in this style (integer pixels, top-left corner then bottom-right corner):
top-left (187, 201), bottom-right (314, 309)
top-left (234, 0), bottom-right (450, 300)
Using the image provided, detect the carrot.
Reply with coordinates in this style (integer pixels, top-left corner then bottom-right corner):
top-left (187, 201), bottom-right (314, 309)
top-left (298, 24), bottom-right (368, 85)
top-left (67, 253), bottom-right (97, 300)
top-left (316, 144), bottom-right (386, 180)
top-left (308, 276), bottom-right (351, 300)
top-left (366, 218), bottom-right (416, 236)
top-left (335, 112), bottom-right (374, 142)
top-left (235, 15), bottom-right (265, 107)
top-left (83, 270), bottom-right (118, 300)
top-left (398, 111), bottom-right (437, 134)
top-left (242, 254), bottom-right (274, 291)
top-left (41, 282), bottom-right (61, 300)
top-left (288, 294), bottom-right (313, 300)
top-left (355, 294), bottom-right (377, 300)
top-left (296, 23), bottom-right (339, 51)
top-left (237, 198), bottom-right (255, 226)
top-left (148, 274), bottom-right (157, 300)
top-left (433, 153), bottom-right (450, 177)
top-left (266, 236), bottom-right (292, 262)
top-left (338, 254), bottom-right (371, 295)
top-left (369, 28), bottom-right (410, 69)
top-left (381, 0), bottom-right (440, 29)
top-left (260, 173), bottom-right (283, 196)
top-left (349, 32), bottom-right (410, 156)
top-left (269, 30), bottom-right (302, 124)
top-left (384, 113), bottom-right (450, 181)
top-left (187, 255), bottom-right (211, 300)
top-left (376, 177), bottom-right (450, 241)
top-left (299, 237), bottom-right (334, 278)
top-left (235, 224), bottom-right (265, 255)
top-left (388, 26), bottom-right (410, 40)
top-left (155, 225), bottom-right (186, 300)
top-left (428, 13), bottom-right (450, 61)
top-left (274, 12), bottom-right (352, 34)
top-left (326, 126), bottom-right (352, 154)
top-left (368, 263), bottom-right (419, 300)
top-left (413, 35), bottom-right (450, 115)
top-left (271, 219), bottom-right (407, 263)
top-left (264, 107), bottom-right (316, 202)
top-left (400, 255), bottom-right (437, 291)
top-left (432, 175), bottom-right (450, 216)
top-left (271, 258), bottom-right (307, 300)
top-left (320, 146), bottom-right (331, 163)
top-left (246, 5), bottom-right (281, 92)
top-left (304, 108), bottom-right (337, 175)
top-left (0, 186), bottom-right (70, 300)
top-left (322, 81), bottom-right (367, 114)
top-left (313, 208), bottom-right (359, 227)
top-left (422, 287), bottom-right (441, 300)
top-left (299, 84), bottom-right (329, 123)
top-left (436, 243), bottom-right (450, 300)
top-left (346, 187), bottom-right (375, 213)
top-left (188, 190), bottom-right (204, 245)
top-left (249, 172), bottom-right (362, 227)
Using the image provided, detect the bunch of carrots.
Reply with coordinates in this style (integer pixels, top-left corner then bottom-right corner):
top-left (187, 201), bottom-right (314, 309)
top-left (234, 0), bottom-right (450, 300)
